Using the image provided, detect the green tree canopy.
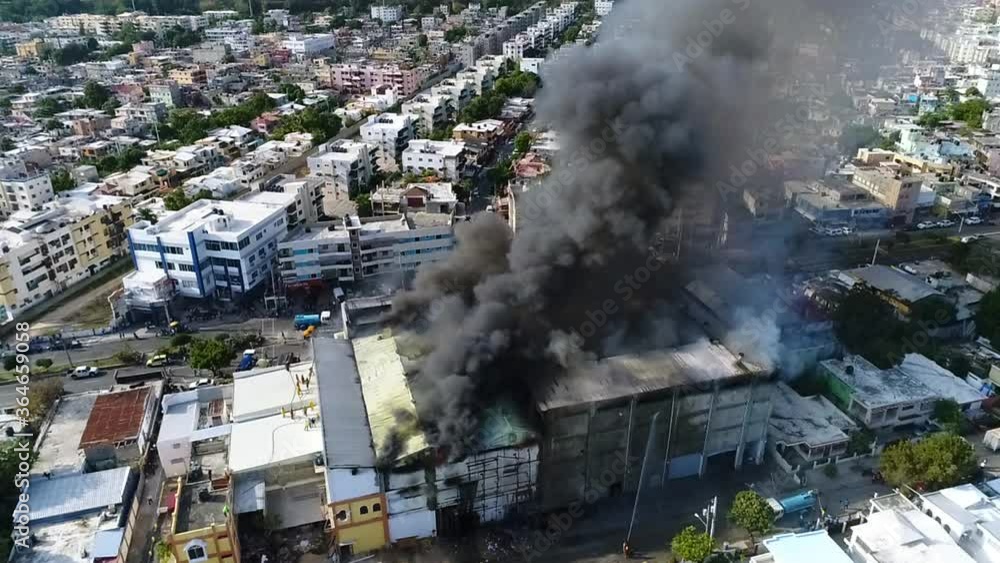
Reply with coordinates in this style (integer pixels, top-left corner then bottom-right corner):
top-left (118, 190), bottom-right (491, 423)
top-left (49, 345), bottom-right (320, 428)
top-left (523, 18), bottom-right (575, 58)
top-left (189, 338), bottom-right (235, 377)
top-left (728, 490), bottom-right (774, 545)
top-left (444, 26), bottom-right (468, 42)
top-left (950, 98), bottom-right (990, 128)
top-left (33, 97), bottom-right (66, 118)
top-left (880, 432), bottom-right (977, 491)
top-left (355, 193), bottom-right (373, 217)
top-left (833, 286), bottom-right (908, 368)
top-left (82, 80), bottom-right (112, 109)
top-left (50, 168), bottom-right (76, 193)
top-left (977, 288), bottom-right (1000, 348)
top-left (513, 131), bottom-right (533, 155)
top-left (671, 526), bottom-right (714, 563)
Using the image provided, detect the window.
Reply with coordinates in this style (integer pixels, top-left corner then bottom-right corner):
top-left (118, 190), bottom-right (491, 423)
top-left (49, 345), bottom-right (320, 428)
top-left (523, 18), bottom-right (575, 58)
top-left (372, 503), bottom-right (381, 513)
top-left (336, 510), bottom-right (348, 521)
top-left (359, 506), bottom-right (369, 515)
top-left (185, 541), bottom-right (207, 562)
top-left (256, 232), bottom-right (263, 241)
top-left (155, 261), bottom-right (164, 269)
top-left (205, 241), bottom-right (221, 252)
top-left (179, 264), bottom-right (195, 272)
top-left (163, 246), bottom-right (184, 255)
top-left (238, 237), bottom-right (250, 249)
top-left (170, 458), bottom-right (185, 464)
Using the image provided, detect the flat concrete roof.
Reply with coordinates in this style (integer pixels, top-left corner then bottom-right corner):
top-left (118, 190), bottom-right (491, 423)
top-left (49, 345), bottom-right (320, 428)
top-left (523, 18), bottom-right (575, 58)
top-left (231, 362), bottom-right (317, 423)
top-left (228, 412), bottom-right (323, 474)
top-left (822, 354), bottom-right (984, 410)
top-left (769, 382), bottom-right (856, 449)
top-left (760, 530), bottom-right (853, 563)
top-left (33, 393), bottom-right (97, 477)
top-left (535, 340), bottom-right (767, 413)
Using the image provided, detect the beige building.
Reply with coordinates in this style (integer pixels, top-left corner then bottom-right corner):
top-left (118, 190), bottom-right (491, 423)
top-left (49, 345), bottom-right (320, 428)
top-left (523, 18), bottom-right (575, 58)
top-left (15, 39), bottom-right (48, 59)
top-left (169, 66), bottom-right (207, 85)
top-left (851, 164), bottom-right (927, 224)
top-left (0, 195), bottom-right (132, 323)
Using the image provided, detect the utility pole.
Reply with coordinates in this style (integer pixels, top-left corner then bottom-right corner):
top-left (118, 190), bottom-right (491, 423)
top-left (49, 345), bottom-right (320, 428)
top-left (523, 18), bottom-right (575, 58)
top-left (627, 411), bottom-right (660, 545)
top-left (870, 238), bottom-right (880, 266)
top-left (62, 339), bottom-right (74, 368)
top-left (693, 496), bottom-right (718, 539)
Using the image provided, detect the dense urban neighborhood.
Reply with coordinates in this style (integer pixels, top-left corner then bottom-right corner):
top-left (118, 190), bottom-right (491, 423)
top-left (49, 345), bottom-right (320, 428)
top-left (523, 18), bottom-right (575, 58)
top-left (9, 0), bottom-right (1000, 563)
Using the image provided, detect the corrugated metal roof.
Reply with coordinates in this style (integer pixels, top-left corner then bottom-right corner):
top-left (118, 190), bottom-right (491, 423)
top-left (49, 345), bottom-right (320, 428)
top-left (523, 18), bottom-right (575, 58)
top-left (842, 265), bottom-right (943, 304)
top-left (91, 528), bottom-right (125, 558)
top-left (314, 338), bottom-right (376, 467)
top-left (233, 477), bottom-right (266, 514)
top-left (79, 387), bottom-right (151, 448)
top-left (535, 340), bottom-right (766, 412)
top-left (477, 402), bottom-right (538, 451)
top-left (22, 466), bottom-right (132, 523)
top-left (352, 331), bottom-right (428, 463)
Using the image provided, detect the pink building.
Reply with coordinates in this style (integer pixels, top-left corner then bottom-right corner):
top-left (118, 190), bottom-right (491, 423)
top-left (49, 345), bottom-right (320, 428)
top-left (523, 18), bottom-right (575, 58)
top-left (326, 63), bottom-right (432, 97)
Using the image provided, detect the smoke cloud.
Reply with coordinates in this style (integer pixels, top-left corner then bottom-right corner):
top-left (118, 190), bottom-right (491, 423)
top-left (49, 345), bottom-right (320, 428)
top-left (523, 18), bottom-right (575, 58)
top-left (386, 0), bottom-right (871, 456)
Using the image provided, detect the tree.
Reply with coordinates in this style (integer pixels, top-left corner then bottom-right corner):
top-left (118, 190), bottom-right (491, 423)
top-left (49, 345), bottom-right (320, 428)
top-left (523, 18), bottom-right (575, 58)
top-left (488, 157), bottom-right (513, 194)
top-left (728, 490), bottom-right (774, 545)
top-left (846, 428), bottom-right (875, 456)
top-left (137, 207), bottom-right (158, 224)
top-left (34, 358), bottom-right (53, 372)
top-left (513, 131), bottom-right (533, 155)
top-left (2, 356), bottom-right (13, 371)
top-left (671, 526), bottom-right (714, 562)
top-left (417, 34), bottom-right (429, 47)
top-left (50, 168), bottom-right (75, 193)
top-left (933, 399), bottom-right (961, 425)
top-left (977, 288), bottom-right (1000, 348)
top-left (0, 137), bottom-right (13, 151)
top-left (833, 286), bottom-right (908, 368)
top-left (950, 98), bottom-right (991, 128)
top-left (82, 80), bottom-right (111, 109)
top-left (280, 83), bottom-right (306, 103)
top-left (916, 111), bottom-right (947, 128)
top-left (33, 97), bottom-right (66, 118)
top-left (837, 124), bottom-right (882, 156)
top-left (881, 432), bottom-right (977, 491)
top-left (163, 188), bottom-right (192, 211)
top-left (967, 86), bottom-right (983, 98)
top-left (170, 333), bottom-right (193, 348)
top-left (444, 26), bottom-right (469, 42)
top-left (27, 379), bottom-right (63, 422)
top-left (189, 338), bottom-right (234, 377)
top-left (562, 24), bottom-right (581, 44)
top-left (909, 295), bottom-right (956, 324)
top-left (355, 193), bottom-right (373, 217)
top-left (942, 87), bottom-right (960, 104)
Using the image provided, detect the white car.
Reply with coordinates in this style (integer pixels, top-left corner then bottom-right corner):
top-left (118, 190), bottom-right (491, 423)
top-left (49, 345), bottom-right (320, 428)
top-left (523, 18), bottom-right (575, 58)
top-left (937, 219), bottom-right (955, 228)
top-left (188, 378), bottom-right (213, 389)
top-left (965, 216), bottom-right (983, 225)
top-left (962, 235), bottom-right (983, 243)
top-left (916, 222), bottom-right (934, 230)
top-left (70, 366), bottom-right (100, 379)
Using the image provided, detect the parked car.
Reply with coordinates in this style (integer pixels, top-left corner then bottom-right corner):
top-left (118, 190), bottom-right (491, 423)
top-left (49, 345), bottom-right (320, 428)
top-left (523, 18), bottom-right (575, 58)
top-left (916, 221), bottom-right (935, 230)
top-left (937, 219), bottom-right (955, 228)
top-left (965, 216), bottom-right (983, 225)
top-left (188, 378), bottom-right (213, 389)
top-left (145, 354), bottom-right (169, 367)
top-left (69, 366), bottom-right (100, 379)
top-left (962, 235), bottom-right (983, 244)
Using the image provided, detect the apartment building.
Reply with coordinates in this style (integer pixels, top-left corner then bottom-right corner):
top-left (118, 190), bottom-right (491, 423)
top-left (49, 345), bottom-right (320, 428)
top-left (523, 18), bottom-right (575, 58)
top-left (205, 23), bottom-right (255, 53)
top-left (230, 133), bottom-right (314, 190)
top-left (168, 66), bottom-right (207, 85)
top-left (114, 102), bottom-right (166, 124)
top-left (371, 4), bottom-right (404, 22)
top-left (595, 0), bottom-right (614, 16)
top-left (148, 82), bottom-right (182, 108)
top-left (456, 66), bottom-right (496, 95)
top-left (0, 161), bottom-right (54, 216)
top-left (430, 78), bottom-right (476, 111)
top-left (308, 140), bottom-right (378, 209)
top-left (370, 182), bottom-right (458, 215)
top-left (47, 13), bottom-right (125, 35)
top-left (250, 175), bottom-right (324, 228)
top-left (401, 94), bottom-right (453, 135)
top-left (360, 113), bottom-right (418, 167)
top-left (402, 140), bottom-right (468, 180)
top-left (14, 39), bottom-right (48, 59)
top-left (277, 213), bottom-right (454, 288)
top-left (282, 33), bottom-right (336, 58)
top-left (851, 164), bottom-right (928, 224)
top-left (125, 199), bottom-right (288, 302)
top-left (0, 194), bottom-right (131, 323)
top-left (326, 63), bottom-right (432, 97)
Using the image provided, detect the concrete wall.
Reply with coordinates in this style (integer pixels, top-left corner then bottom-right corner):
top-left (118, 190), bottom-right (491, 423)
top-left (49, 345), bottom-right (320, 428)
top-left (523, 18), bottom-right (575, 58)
top-left (538, 379), bottom-right (774, 510)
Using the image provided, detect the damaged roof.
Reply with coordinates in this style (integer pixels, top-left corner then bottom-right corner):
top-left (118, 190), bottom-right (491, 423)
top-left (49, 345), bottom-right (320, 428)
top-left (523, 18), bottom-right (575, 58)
top-left (535, 340), bottom-right (768, 413)
top-left (79, 387), bottom-right (151, 449)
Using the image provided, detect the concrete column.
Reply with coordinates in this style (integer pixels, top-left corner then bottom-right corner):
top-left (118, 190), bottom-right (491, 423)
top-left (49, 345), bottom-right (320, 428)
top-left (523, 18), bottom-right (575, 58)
top-left (698, 382), bottom-right (720, 477)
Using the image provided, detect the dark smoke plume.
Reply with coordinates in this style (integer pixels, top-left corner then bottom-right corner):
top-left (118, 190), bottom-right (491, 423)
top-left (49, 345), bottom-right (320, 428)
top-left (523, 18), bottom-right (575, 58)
top-left (387, 0), bottom-right (863, 455)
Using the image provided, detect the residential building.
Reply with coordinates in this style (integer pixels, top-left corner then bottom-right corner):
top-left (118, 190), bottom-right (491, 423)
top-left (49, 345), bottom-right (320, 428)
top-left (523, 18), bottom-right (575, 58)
top-left (149, 82), bottom-right (182, 108)
top-left (595, 0), bottom-right (614, 16)
top-left (768, 382), bottom-right (858, 467)
top-left (401, 94), bottom-right (453, 135)
top-left (308, 139), bottom-right (378, 205)
top-left (837, 264), bottom-right (946, 317)
top-left (244, 175), bottom-right (324, 230)
top-left (168, 66), bottom-right (207, 85)
top-left (452, 119), bottom-right (506, 144)
top-left (114, 102), bottom-right (167, 124)
top-left (371, 4), bottom-right (404, 22)
top-left (229, 133), bottom-right (314, 190)
top-left (819, 354), bottom-right (984, 430)
top-left (0, 161), bottom-right (54, 216)
top-left (430, 78), bottom-right (476, 111)
top-left (124, 199), bottom-right (288, 302)
top-left (455, 65), bottom-right (496, 95)
top-left (205, 23), bottom-right (255, 53)
top-left (370, 183), bottom-right (458, 215)
top-left (282, 33), bottom-right (336, 58)
top-left (791, 179), bottom-right (889, 229)
top-left (277, 213), bottom-right (455, 288)
top-left (14, 38), bottom-right (48, 59)
top-left (192, 44), bottom-right (229, 64)
top-left (360, 112), bottom-right (418, 167)
top-left (0, 194), bottom-right (132, 323)
top-left (325, 63), bottom-right (432, 97)
top-left (401, 139), bottom-right (468, 180)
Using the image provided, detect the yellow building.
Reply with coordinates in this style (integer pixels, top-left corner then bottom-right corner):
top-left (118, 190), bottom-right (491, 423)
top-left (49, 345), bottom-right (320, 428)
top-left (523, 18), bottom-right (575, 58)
top-left (329, 493), bottom-right (388, 556)
top-left (15, 39), bottom-right (48, 59)
top-left (70, 199), bottom-right (134, 272)
top-left (164, 473), bottom-right (240, 563)
top-left (169, 66), bottom-right (207, 85)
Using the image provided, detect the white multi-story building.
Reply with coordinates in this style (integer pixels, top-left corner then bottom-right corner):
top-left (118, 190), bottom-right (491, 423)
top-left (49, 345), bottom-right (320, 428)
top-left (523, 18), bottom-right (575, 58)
top-left (115, 102), bottom-right (166, 125)
top-left (595, 0), bottom-right (614, 16)
top-left (307, 140), bottom-right (378, 207)
top-left (230, 133), bottom-right (314, 190)
top-left (430, 79), bottom-right (477, 111)
top-left (282, 34), bottom-right (336, 58)
top-left (421, 16), bottom-right (439, 30)
top-left (402, 140), bottom-right (468, 180)
top-left (371, 4), bottom-right (404, 22)
top-left (125, 199), bottom-right (288, 301)
top-left (277, 213), bottom-right (454, 288)
top-left (455, 66), bottom-right (496, 95)
top-left (243, 176), bottom-right (324, 230)
top-left (0, 161), bottom-right (54, 216)
top-left (149, 82), bottom-right (182, 109)
top-left (205, 23), bottom-right (255, 53)
top-left (401, 94), bottom-right (453, 135)
top-left (360, 113), bottom-right (418, 167)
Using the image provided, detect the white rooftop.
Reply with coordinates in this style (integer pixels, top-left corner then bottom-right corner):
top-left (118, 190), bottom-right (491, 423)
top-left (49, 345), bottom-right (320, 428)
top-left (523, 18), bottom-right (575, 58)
top-left (231, 362), bottom-right (318, 423)
top-left (757, 530), bottom-right (853, 563)
top-left (850, 508), bottom-right (976, 563)
top-left (227, 412), bottom-right (324, 473)
top-left (404, 139), bottom-right (466, 157)
top-left (131, 198), bottom-right (280, 238)
top-left (769, 382), bottom-right (857, 448)
top-left (822, 354), bottom-right (984, 410)
top-left (12, 514), bottom-right (121, 563)
top-left (32, 393), bottom-right (97, 477)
